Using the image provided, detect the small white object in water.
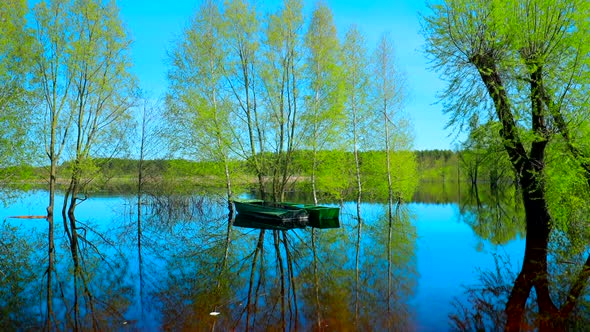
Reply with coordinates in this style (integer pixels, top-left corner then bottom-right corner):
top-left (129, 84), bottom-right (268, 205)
top-left (210, 312), bottom-right (220, 316)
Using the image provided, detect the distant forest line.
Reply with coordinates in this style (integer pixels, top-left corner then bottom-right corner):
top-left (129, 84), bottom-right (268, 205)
top-left (2, 149), bottom-right (514, 197)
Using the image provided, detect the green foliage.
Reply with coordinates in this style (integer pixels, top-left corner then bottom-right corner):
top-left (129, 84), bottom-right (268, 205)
top-left (360, 150), bottom-right (417, 201)
top-left (33, 0), bottom-right (137, 192)
top-left (460, 122), bottom-right (514, 187)
top-left (341, 25), bottom-right (374, 151)
top-left (302, 2), bottom-right (346, 202)
top-left (163, 1), bottom-right (417, 201)
top-left (0, 0), bottom-right (35, 172)
top-left (423, 0), bottom-right (590, 225)
top-left (545, 140), bottom-right (590, 250)
top-left (0, 222), bottom-right (41, 328)
top-left (302, 2), bottom-right (345, 152)
top-left (460, 186), bottom-right (526, 245)
top-left (166, 0), bottom-right (232, 164)
top-left (310, 150), bottom-right (353, 200)
top-left (415, 149), bottom-right (461, 183)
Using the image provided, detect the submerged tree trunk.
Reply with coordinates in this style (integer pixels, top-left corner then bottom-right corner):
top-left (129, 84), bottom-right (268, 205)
top-left (46, 158), bottom-right (56, 330)
top-left (505, 166), bottom-right (556, 331)
top-left (217, 203), bottom-right (234, 290)
top-left (355, 208), bottom-right (363, 327)
top-left (46, 115), bottom-right (60, 328)
top-left (137, 106), bottom-right (147, 322)
top-left (63, 162), bottom-right (97, 329)
top-left (471, 54), bottom-right (564, 331)
top-left (386, 199), bottom-right (394, 319)
top-left (137, 188), bottom-right (145, 322)
top-left (59, 165), bottom-right (80, 328)
top-left (273, 230), bottom-right (286, 332)
top-left (282, 231), bottom-right (298, 331)
top-left (311, 227), bottom-right (322, 330)
top-left (245, 230), bottom-right (265, 331)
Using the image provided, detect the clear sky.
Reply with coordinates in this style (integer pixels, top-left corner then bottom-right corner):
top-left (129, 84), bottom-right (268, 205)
top-left (117, 0), bottom-right (461, 151)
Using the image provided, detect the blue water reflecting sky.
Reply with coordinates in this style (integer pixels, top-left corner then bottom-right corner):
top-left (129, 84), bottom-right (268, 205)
top-left (2, 191), bottom-right (526, 330)
top-left (410, 203), bottom-right (525, 330)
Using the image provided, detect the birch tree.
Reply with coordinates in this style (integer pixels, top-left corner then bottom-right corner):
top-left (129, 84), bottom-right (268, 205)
top-left (260, 0), bottom-right (305, 202)
top-left (167, 0), bottom-right (234, 200)
top-left (342, 25), bottom-right (371, 210)
top-left (67, 0), bottom-right (135, 327)
top-left (222, 0), bottom-right (264, 199)
top-left (372, 31), bottom-right (416, 328)
top-left (303, 2), bottom-right (344, 204)
top-left (373, 33), bottom-right (407, 205)
top-left (341, 24), bottom-right (372, 327)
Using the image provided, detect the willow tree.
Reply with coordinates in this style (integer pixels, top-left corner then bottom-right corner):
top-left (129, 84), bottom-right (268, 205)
top-left (423, 0), bottom-right (590, 330)
top-left (167, 0), bottom-right (234, 201)
top-left (303, 2), bottom-right (344, 204)
top-left (260, 0), bottom-right (305, 202)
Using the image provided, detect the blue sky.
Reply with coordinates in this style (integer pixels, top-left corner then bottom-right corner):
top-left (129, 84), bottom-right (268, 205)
top-left (118, 0), bottom-right (460, 151)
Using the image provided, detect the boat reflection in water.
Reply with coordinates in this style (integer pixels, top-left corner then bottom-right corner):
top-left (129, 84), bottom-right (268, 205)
top-left (233, 214), bottom-right (340, 230)
top-left (233, 214), bottom-right (304, 230)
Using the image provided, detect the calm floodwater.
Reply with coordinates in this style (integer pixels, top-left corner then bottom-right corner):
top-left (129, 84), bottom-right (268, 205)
top-left (0, 186), bottom-right (525, 330)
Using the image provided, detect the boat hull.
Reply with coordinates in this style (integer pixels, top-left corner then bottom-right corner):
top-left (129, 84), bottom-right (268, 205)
top-left (232, 199), bottom-right (309, 227)
top-left (281, 202), bottom-right (340, 228)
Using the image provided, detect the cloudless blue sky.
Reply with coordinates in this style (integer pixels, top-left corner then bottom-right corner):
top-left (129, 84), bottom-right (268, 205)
top-left (118, 0), bottom-right (461, 151)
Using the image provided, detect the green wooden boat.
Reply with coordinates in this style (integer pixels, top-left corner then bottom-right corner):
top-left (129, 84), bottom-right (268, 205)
top-left (232, 199), bottom-right (309, 227)
top-left (281, 202), bottom-right (340, 228)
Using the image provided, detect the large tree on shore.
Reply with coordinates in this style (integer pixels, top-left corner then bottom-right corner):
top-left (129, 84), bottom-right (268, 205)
top-left (423, 0), bottom-right (590, 330)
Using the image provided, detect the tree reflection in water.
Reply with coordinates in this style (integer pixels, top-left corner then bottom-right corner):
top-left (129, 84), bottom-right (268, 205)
top-left (2, 192), bottom-right (417, 330)
top-left (137, 195), bottom-right (417, 331)
top-left (452, 185), bottom-right (590, 330)
top-left (2, 207), bottom-right (134, 329)
top-left (6, 186), bottom-right (590, 329)
top-left (0, 221), bottom-right (41, 329)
